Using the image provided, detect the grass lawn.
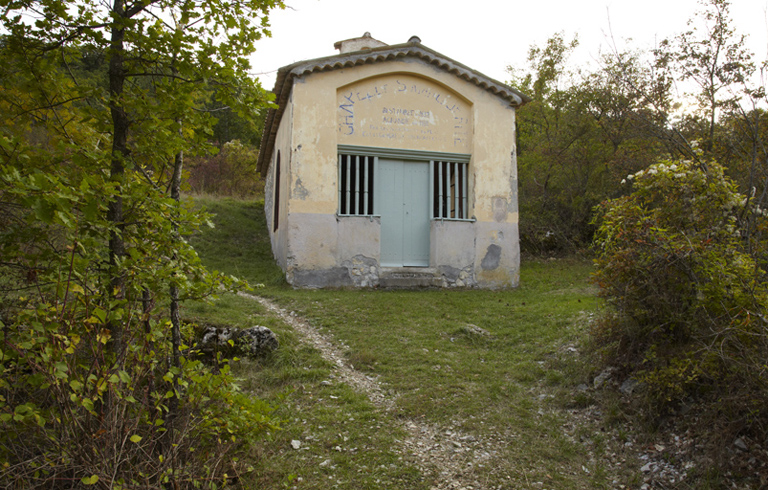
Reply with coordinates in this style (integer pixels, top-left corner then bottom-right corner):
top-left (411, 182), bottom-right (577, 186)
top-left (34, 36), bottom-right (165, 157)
top-left (186, 196), bottom-right (639, 489)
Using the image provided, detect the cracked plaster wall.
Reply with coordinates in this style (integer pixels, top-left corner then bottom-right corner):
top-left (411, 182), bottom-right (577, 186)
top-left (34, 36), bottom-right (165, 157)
top-left (265, 58), bottom-right (520, 289)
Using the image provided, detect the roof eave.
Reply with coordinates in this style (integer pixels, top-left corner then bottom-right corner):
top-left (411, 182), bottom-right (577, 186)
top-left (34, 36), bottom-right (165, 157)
top-left (257, 42), bottom-right (531, 175)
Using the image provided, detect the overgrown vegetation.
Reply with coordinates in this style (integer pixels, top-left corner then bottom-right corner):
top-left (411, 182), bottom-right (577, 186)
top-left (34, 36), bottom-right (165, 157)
top-left (510, 0), bottom-right (765, 254)
top-left (187, 141), bottom-right (265, 199)
top-left (509, 33), bottom-right (669, 253)
top-left (2, 0), bottom-right (766, 486)
top-left (581, 1), bottom-right (768, 465)
top-left (0, 0), bottom-right (283, 486)
top-left (592, 156), bottom-right (768, 439)
top-left (512, 0), bottom-right (768, 464)
top-left (187, 109), bottom-right (269, 198)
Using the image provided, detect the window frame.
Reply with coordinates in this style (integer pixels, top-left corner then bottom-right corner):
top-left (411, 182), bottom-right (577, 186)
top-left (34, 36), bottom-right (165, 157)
top-left (430, 160), bottom-right (470, 221)
top-left (337, 145), bottom-right (473, 221)
top-left (337, 153), bottom-right (377, 216)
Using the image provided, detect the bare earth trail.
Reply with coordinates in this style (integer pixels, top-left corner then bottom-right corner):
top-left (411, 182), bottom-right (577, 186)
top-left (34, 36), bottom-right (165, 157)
top-left (244, 293), bottom-right (503, 490)
top-left (242, 293), bottom-right (714, 490)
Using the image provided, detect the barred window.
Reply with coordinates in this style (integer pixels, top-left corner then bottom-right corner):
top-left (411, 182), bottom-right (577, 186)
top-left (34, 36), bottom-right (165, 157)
top-left (338, 154), bottom-right (376, 216)
top-left (432, 161), bottom-right (468, 219)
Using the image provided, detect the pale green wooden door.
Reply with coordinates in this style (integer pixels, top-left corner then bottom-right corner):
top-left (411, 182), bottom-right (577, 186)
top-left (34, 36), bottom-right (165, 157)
top-left (378, 159), bottom-right (430, 267)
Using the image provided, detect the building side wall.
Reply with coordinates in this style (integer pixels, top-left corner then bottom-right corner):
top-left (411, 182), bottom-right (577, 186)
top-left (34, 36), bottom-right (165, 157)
top-left (265, 96), bottom-right (295, 270)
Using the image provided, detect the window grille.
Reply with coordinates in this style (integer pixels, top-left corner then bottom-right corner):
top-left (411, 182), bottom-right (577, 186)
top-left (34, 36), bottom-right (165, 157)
top-left (338, 154), bottom-right (376, 216)
top-left (431, 161), bottom-right (468, 219)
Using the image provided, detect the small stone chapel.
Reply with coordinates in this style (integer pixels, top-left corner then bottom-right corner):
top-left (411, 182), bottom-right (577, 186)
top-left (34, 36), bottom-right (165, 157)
top-left (257, 33), bottom-right (530, 288)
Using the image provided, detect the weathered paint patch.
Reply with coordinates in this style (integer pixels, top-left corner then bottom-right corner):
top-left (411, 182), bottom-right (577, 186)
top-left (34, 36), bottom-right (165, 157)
top-left (291, 267), bottom-right (351, 288)
top-left (493, 197), bottom-right (508, 223)
top-left (480, 244), bottom-right (501, 270)
top-left (336, 73), bottom-right (473, 152)
top-left (477, 268), bottom-right (513, 289)
top-left (293, 177), bottom-right (309, 199)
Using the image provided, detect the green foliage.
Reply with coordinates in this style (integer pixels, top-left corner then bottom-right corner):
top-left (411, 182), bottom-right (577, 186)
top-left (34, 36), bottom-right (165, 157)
top-left (511, 0), bottom-right (767, 255)
top-left (509, 35), bottom-right (669, 253)
top-left (211, 104), bottom-right (268, 148)
top-left (0, 132), bottom-right (278, 487)
top-left (655, 0), bottom-right (754, 154)
top-left (0, 0), bottom-right (284, 485)
top-left (592, 156), bottom-right (768, 435)
top-left (188, 140), bottom-right (263, 197)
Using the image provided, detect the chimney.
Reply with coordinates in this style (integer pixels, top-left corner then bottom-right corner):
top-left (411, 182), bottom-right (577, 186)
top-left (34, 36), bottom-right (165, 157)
top-left (334, 32), bottom-right (388, 54)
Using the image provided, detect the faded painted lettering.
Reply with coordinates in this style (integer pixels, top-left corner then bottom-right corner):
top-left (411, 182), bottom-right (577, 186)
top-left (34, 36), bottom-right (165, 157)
top-left (337, 75), bottom-right (472, 150)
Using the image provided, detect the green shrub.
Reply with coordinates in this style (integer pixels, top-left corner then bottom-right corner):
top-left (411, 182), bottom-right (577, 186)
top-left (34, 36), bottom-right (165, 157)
top-left (591, 156), bottom-right (768, 435)
top-left (0, 135), bottom-right (278, 489)
top-left (187, 140), bottom-right (263, 198)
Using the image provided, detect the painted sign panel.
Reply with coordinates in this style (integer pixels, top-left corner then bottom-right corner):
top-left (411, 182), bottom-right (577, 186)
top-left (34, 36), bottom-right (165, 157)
top-left (337, 74), bottom-right (472, 153)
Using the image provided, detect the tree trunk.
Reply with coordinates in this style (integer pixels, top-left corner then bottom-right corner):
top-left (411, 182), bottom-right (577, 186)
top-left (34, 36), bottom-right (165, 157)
top-left (169, 143), bottom-right (183, 374)
top-left (107, 0), bottom-right (129, 362)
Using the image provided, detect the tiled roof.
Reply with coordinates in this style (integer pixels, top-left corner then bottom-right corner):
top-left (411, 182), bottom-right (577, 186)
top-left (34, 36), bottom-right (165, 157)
top-left (257, 40), bottom-right (530, 174)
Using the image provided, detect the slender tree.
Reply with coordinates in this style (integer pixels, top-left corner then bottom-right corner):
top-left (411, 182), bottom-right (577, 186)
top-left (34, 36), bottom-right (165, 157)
top-left (0, 0), bottom-right (283, 485)
top-left (655, 0), bottom-right (754, 153)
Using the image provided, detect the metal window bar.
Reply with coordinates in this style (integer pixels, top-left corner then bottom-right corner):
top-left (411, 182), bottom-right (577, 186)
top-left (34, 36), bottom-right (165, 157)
top-left (361, 156), bottom-right (368, 215)
top-left (437, 162), bottom-right (445, 218)
top-left (445, 162), bottom-right (450, 218)
top-left (453, 162), bottom-right (460, 219)
top-left (429, 160), bottom-right (435, 218)
top-left (364, 156), bottom-right (373, 215)
top-left (339, 154), bottom-right (375, 216)
top-left (461, 162), bottom-right (467, 219)
top-left (432, 160), bottom-right (467, 219)
top-left (353, 155), bottom-right (360, 215)
top-left (345, 156), bottom-right (351, 214)
top-left (372, 156), bottom-right (378, 215)
top-left (339, 155), bottom-right (343, 213)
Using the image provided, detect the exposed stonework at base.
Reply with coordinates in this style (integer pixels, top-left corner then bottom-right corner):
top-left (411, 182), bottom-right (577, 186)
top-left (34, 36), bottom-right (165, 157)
top-left (341, 255), bottom-right (379, 287)
top-left (438, 265), bottom-right (477, 288)
top-left (285, 262), bottom-right (487, 289)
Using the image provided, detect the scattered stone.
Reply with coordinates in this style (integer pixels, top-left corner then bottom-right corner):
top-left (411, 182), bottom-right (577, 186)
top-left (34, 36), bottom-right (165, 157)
top-left (734, 438), bottom-right (748, 452)
top-left (290, 440), bottom-right (302, 450)
top-left (461, 324), bottom-right (491, 337)
top-left (593, 368), bottom-right (614, 389)
top-left (619, 378), bottom-right (640, 395)
top-left (641, 462), bottom-right (654, 473)
top-left (199, 325), bottom-right (278, 357)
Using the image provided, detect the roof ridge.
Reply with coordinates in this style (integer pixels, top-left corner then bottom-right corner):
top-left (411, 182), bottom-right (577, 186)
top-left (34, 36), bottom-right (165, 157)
top-left (256, 42), bottom-right (530, 175)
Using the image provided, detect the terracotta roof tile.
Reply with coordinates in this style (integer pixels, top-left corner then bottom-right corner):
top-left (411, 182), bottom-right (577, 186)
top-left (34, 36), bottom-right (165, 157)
top-left (257, 41), bottom-right (530, 175)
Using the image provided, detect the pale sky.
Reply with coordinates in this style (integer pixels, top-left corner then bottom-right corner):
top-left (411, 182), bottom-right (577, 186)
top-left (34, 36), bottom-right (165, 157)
top-left (250, 0), bottom-right (768, 91)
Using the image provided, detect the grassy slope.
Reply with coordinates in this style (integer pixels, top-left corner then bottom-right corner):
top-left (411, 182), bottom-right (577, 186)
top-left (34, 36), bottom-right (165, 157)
top-left (187, 196), bottom-right (635, 489)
